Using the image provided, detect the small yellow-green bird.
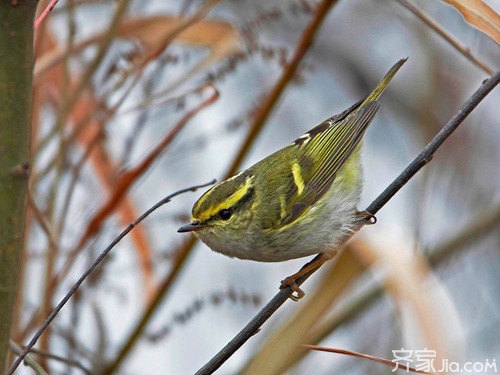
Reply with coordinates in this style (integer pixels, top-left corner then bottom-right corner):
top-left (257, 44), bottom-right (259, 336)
top-left (179, 59), bottom-right (406, 298)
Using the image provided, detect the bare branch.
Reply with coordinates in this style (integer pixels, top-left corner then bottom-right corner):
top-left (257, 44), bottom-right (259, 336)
top-left (225, 0), bottom-right (341, 178)
top-left (6, 180), bottom-right (215, 375)
top-left (302, 344), bottom-right (430, 374)
top-left (34, 0), bottom-right (60, 29)
top-left (397, 0), bottom-right (494, 76)
top-left (194, 67), bottom-right (500, 375)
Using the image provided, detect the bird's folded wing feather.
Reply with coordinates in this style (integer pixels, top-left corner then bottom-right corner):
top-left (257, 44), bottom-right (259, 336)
top-left (277, 102), bottom-right (380, 227)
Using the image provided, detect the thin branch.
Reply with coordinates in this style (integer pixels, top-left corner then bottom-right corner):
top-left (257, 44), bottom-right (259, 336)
top-left (100, 239), bottom-right (200, 375)
top-left (18, 83), bottom-right (218, 344)
top-left (365, 72), bottom-right (499, 215)
top-left (296, 203), bottom-right (500, 366)
top-left (101, 1), bottom-right (341, 372)
top-left (225, 0), bottom-right (340, 178)
top-left (34, 0), bottom-right (60, 29)
top-left (10, 342), bottom-right (92, 375)
top-left (110, 0), bottom-right (222, 94)
top-left (6, 180), bottom-right (216, 375)
top-left (194, 68), bottom-right (500, 375)
top-left (425, 204), bottom-right (500, 266)
top-left (396, 0), bottom-right (494, 76)
top-left (8, 341), bottom-right (48, 375)
top-left (52, 0), bottom-right (128, 139)
top-left (302, 344), bottom-right (431, 374)
top-left (53, 84), bottom-right (219, 286)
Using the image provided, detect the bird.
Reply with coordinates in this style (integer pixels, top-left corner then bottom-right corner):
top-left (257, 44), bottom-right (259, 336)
top-left (178, 58), bottom-right (406, 299)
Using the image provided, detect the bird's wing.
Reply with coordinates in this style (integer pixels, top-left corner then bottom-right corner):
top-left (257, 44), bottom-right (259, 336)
top-left (277, 102), bottom-right (379, 227)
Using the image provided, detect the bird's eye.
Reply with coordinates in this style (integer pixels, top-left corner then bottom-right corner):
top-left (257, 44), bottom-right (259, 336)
top-left (218, 209), bottom-right (232, 220)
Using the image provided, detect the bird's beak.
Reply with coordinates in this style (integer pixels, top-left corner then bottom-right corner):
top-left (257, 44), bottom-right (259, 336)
top-left (177, 221), bottom-right (203, 233)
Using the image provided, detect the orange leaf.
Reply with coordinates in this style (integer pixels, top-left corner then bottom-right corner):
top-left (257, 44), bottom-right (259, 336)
top-left (35, 15), bottom-right (241, 81)
top-left (442, 0), bottom-right (500, 44)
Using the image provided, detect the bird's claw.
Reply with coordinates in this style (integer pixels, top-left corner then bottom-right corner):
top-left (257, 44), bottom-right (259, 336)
top-left (280, 277), bottom-right (305, 301)
top-left (357, 210), bottom-right (377, 225)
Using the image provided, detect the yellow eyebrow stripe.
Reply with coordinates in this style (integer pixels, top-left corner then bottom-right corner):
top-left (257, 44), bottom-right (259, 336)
top-left (292, 162), bottom-right (304, 196)
top-left (195, 175), bottom-right (254, 221)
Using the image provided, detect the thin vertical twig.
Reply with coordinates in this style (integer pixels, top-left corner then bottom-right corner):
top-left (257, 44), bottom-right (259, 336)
top-left (225, 0), bottom-right (340, 178)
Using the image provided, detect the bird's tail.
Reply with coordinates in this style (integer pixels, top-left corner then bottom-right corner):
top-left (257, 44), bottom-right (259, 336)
top-left (363, 58), bottom-right (407, 105)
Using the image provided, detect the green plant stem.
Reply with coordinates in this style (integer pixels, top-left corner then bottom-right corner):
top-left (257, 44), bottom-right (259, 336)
top-left (0, 1), bottom-right (37, 372)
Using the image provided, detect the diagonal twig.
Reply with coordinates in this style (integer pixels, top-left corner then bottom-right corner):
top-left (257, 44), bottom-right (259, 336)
top-left (101, 1), bottom-right (341, 373)
top-left (34, 0), bottom-right (60, 29)
top-left (6, 180), bottom-right (216, 375)
top-left (194, 67), bottom-right (500, 375)
top-left (302, 344), bottom-right (431, 374)
top-left (396, 0), bottom-right (494, 76)
top-left (225, 0), bottom-right (341, 178)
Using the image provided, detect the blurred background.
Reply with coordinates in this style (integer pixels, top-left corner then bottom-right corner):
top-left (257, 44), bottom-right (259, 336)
top-left (14, 0), bottom-right (500, 373)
